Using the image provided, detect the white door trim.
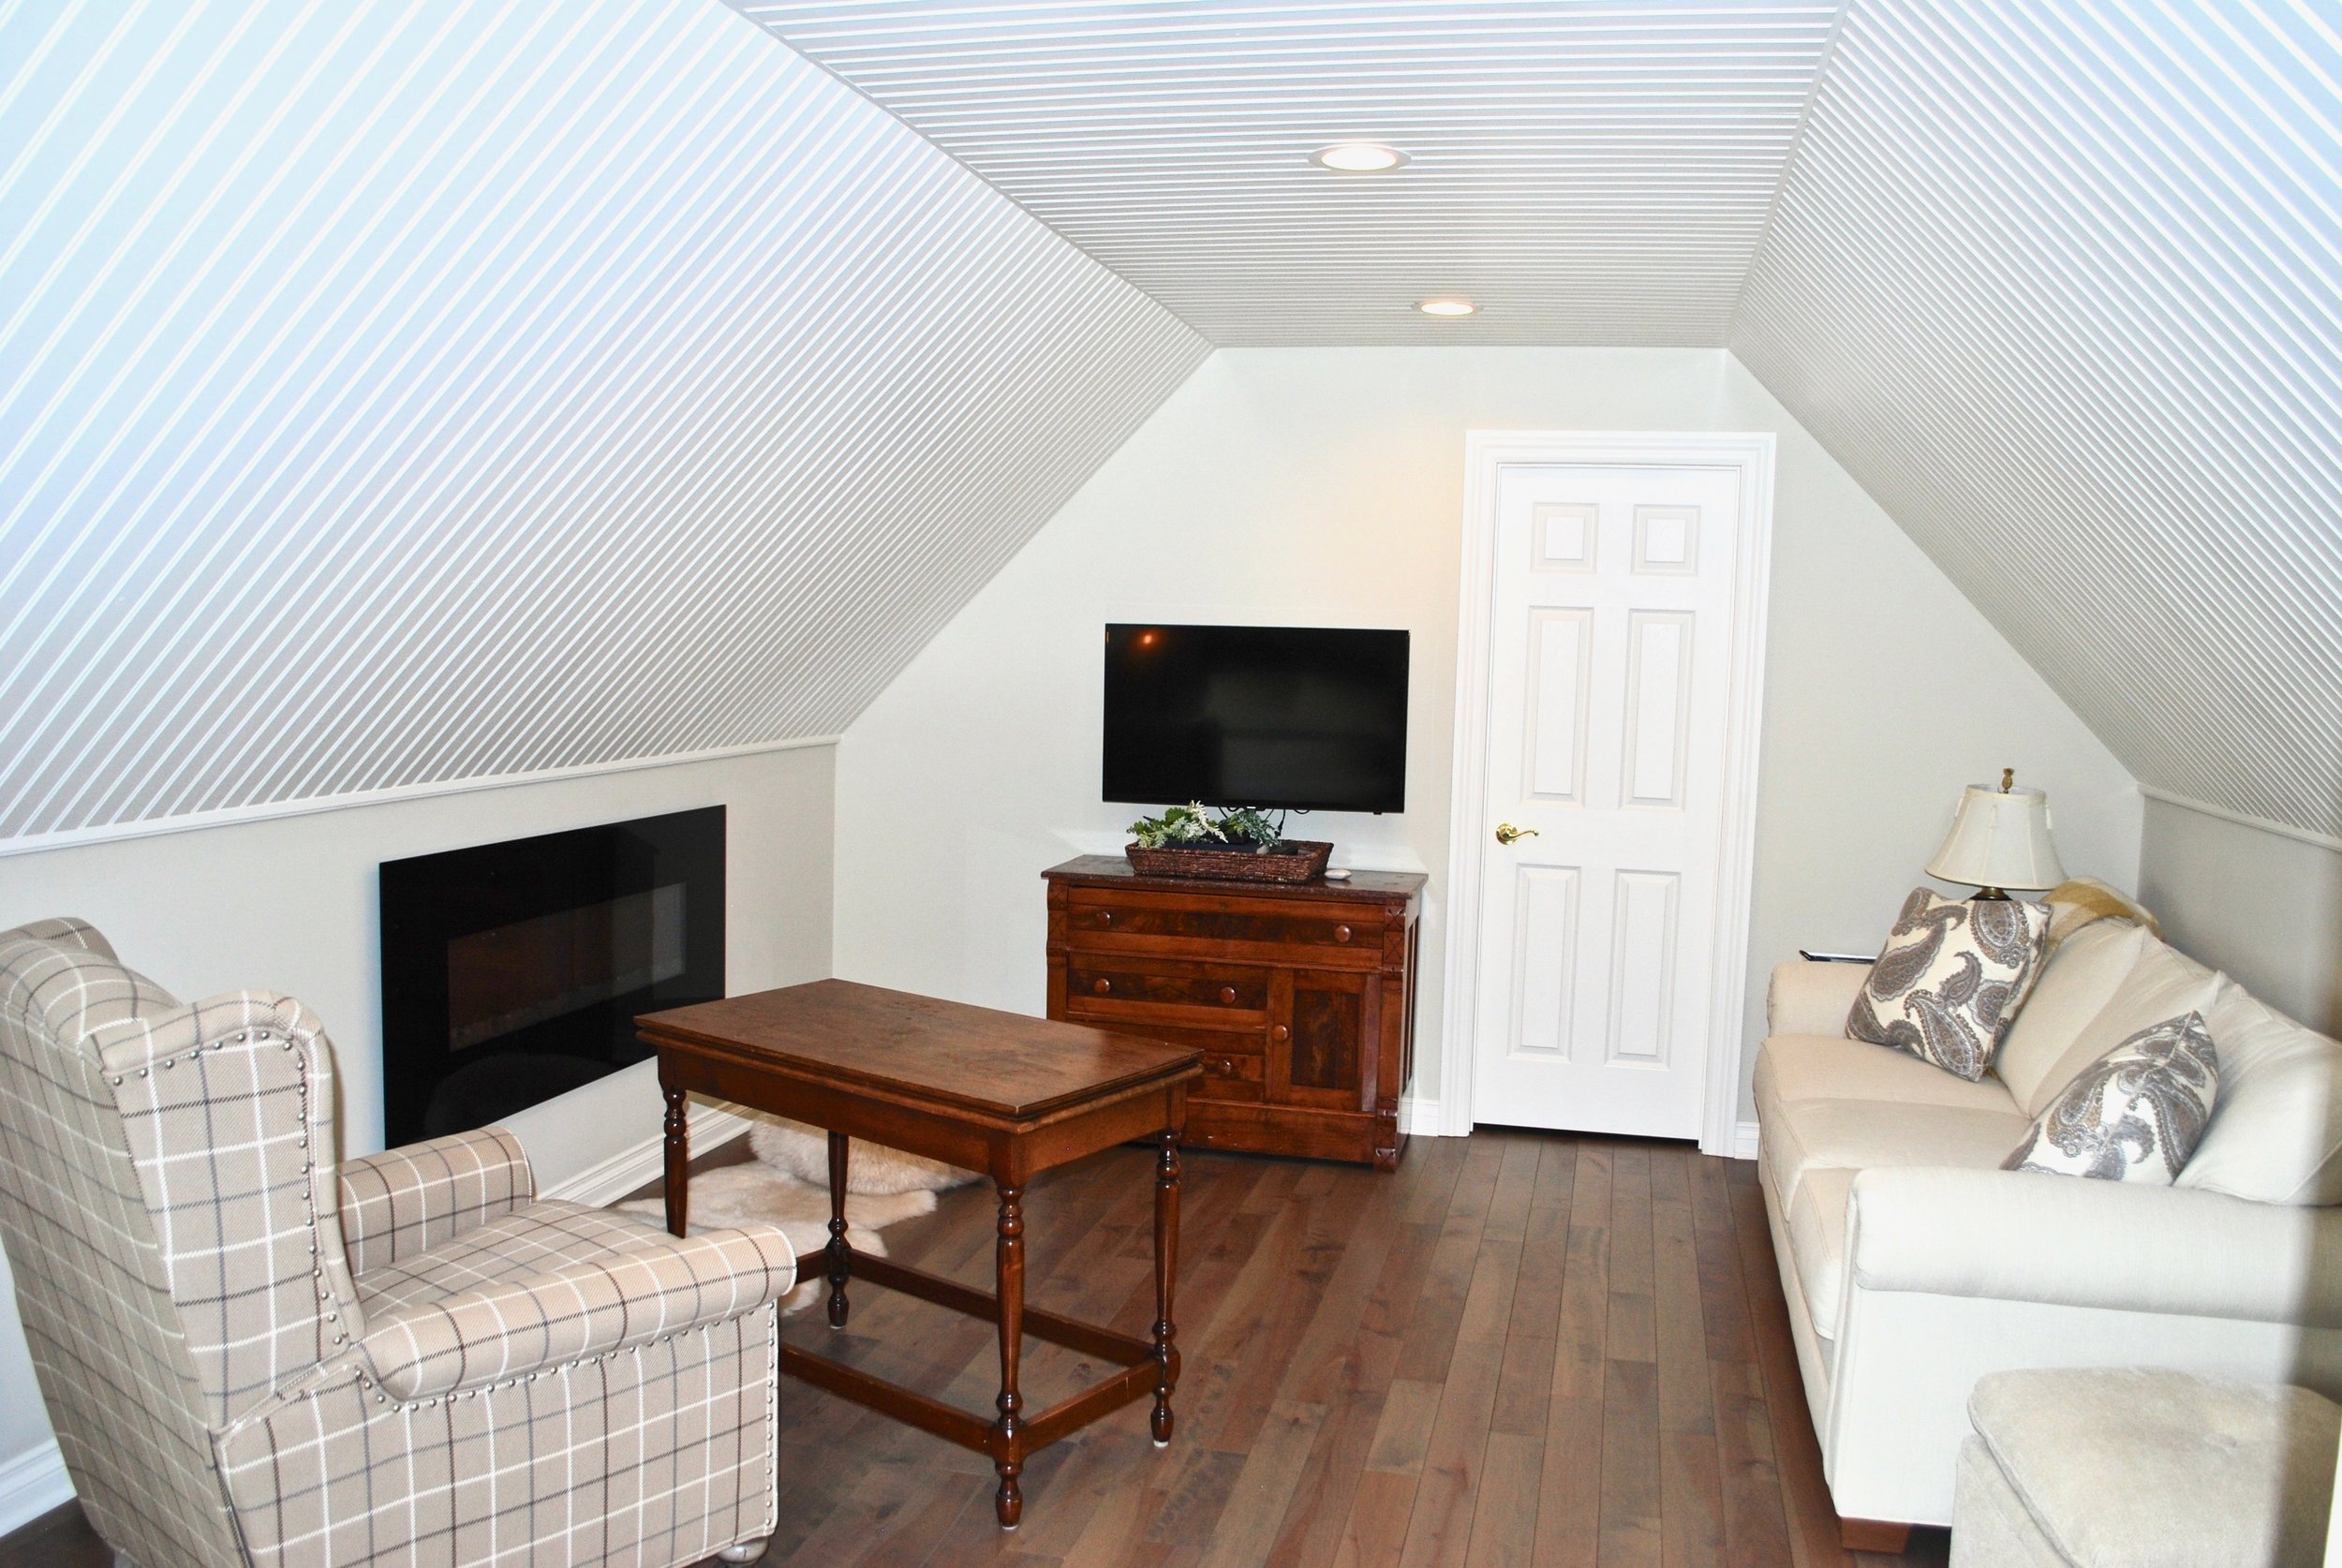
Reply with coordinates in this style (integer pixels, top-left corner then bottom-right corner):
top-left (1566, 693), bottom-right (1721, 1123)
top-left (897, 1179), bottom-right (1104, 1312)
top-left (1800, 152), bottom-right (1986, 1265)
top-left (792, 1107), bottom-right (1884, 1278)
top-left (1440, 431), bottom-right (1775, 1156)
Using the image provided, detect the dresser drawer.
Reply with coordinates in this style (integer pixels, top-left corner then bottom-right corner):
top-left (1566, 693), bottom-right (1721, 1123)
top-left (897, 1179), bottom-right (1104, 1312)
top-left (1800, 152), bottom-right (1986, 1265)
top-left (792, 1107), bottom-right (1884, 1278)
top-left (1192, 1048), bottom-right (1264, 1102)
top-left (1064, 957), bottom-right (1269, 1024)
top-left (1067, 888), bottom-right (1379, 955)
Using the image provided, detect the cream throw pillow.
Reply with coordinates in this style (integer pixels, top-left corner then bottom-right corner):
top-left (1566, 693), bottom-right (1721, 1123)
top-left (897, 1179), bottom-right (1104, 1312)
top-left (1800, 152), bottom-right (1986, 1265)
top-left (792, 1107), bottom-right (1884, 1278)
top-left (1847, 888), bottom-right (2052, 1081)
top-left (2022, 939), bottom-right (2220, 1118)
top-left (1994, 920), bottom-right (2149, 1108)
top-left (2004, 1013), bottom-right (2218, 1183)
top-left (2177, 979), bottom-right (2342, 1206)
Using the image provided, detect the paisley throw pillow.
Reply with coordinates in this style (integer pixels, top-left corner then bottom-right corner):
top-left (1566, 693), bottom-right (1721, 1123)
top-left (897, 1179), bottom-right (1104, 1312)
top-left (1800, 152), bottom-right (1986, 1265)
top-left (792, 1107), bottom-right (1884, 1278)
top-left (1846, 888), bottom-right (2052, 1080)
top-left (2004, 1013), bottom-right (2219, 1183)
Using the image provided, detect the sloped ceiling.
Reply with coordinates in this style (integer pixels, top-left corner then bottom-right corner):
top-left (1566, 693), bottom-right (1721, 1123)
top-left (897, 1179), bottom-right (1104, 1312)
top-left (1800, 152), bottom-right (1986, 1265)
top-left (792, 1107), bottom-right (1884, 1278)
top-left (7, 1), bottom-right (2337, 848)
top-left (737, 0), bottom-right (1840, 345)
top-left (750, 0), bottom-right (2342, 843)
top-left (0, 1), bottom-right (1206, 842)
top-left (1731, 0), bottom-right (2342, 839)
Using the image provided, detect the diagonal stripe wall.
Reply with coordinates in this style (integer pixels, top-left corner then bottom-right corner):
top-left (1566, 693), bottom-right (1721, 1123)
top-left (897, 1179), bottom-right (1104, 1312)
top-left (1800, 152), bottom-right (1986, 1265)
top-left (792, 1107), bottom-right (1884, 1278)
top-left (1732, 0), bottom-right (2342, 838)
top-left (0, 0), bottom-right (1208, 842)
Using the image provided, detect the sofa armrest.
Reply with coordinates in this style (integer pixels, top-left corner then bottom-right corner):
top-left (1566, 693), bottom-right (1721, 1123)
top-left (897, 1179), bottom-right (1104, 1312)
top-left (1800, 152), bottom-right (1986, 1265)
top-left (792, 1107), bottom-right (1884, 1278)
top-left (358, 1225), bottom-right (797, 1400)
top-left (337, 1127), bottom-right (535, 1276)
top-left (1766, 959), bottom-right (1871, 1038)
top-left (1847, 1166), bottom-right (2342, 1328)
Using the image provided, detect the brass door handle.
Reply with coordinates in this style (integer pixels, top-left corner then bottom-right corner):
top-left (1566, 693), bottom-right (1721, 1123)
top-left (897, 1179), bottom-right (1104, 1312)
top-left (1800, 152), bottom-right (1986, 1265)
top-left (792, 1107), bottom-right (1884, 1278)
top-left (1494, 822), bottom-right (1540, 845)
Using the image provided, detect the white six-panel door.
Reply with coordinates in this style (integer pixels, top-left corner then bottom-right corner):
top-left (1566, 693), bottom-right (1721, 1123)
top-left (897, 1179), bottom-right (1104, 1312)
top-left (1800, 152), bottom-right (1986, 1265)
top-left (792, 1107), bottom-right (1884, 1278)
top-left (1468, 459), bottom-right (1746, 1138)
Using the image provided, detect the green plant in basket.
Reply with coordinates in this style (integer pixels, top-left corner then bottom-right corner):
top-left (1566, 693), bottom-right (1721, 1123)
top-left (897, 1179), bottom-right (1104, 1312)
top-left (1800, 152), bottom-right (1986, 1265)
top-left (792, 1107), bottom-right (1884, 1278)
top-left (1128, 803), bottom-right (1285, 852)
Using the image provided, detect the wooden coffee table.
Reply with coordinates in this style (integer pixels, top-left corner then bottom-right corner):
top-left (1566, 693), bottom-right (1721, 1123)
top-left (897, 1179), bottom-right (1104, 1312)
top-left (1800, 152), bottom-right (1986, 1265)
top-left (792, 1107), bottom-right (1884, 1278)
top-left (638, 979), bottom-right (1202, 1529)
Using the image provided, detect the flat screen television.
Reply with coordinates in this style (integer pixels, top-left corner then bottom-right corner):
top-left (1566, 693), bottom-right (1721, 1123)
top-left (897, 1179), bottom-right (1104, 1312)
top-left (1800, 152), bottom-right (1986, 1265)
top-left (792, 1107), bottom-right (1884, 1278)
top-left (1103, 623), bottom-right (1409, 813)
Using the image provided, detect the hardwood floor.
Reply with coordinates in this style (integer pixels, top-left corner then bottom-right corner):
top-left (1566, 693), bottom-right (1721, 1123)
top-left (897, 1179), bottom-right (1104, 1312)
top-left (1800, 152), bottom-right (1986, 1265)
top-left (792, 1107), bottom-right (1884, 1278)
top-left (0, 1131), bottom-right (1948, 1567)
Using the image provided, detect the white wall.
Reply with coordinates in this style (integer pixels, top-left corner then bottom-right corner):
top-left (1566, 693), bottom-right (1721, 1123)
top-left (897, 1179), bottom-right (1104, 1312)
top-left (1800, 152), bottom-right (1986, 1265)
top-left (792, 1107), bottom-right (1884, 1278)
top-left (2140, 795), bottom-right (2342, 1038)
top-left (0, 742), bottom-right (835, 1487)
top-left (835, 347), bottom-right (2141, 1131)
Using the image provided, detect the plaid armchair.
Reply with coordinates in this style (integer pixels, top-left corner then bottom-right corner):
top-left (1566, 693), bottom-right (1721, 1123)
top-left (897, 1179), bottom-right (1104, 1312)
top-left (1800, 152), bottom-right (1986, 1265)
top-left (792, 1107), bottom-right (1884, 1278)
top-left (0, 918), bottom-right (794, 1568)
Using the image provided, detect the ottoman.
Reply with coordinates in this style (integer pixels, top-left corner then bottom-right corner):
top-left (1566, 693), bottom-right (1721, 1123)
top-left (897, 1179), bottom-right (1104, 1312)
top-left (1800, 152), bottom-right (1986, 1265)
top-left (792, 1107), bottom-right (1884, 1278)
top-left (1951, 1368), bottom-right (2341, 1567)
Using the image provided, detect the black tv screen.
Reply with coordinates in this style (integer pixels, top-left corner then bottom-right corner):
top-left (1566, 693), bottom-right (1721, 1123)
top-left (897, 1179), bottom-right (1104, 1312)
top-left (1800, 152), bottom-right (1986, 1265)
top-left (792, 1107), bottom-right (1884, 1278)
top-left (1103, 624), bottom-right (1409, 813)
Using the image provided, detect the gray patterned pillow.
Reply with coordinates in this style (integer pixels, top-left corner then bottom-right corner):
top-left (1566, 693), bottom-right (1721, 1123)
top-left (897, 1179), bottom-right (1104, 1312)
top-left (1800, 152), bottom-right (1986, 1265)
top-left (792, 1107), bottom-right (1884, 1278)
top-left (1847, 888), bottom-right (2051, 1080)
top-left (2004, 1013), bottom-right (2218, 1183)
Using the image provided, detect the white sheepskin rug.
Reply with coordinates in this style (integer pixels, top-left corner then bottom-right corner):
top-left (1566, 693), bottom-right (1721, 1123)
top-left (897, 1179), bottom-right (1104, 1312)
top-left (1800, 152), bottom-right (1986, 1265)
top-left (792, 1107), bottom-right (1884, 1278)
top-left (615, 1117), bottom-right (977, 1314)
top-left (747, 1114), bottom-right (983, 1198)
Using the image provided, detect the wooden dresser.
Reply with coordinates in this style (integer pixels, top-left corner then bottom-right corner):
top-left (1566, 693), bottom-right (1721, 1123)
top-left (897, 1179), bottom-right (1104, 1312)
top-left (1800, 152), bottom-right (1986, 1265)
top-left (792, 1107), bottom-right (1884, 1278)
top-left (1042, 855), bottom-right (1426, 1170)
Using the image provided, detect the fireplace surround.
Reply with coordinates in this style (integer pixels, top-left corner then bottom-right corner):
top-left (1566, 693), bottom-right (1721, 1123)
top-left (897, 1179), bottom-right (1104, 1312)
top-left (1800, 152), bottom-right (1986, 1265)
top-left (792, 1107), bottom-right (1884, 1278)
top-left (378, 806), bottom-right (724, 1144)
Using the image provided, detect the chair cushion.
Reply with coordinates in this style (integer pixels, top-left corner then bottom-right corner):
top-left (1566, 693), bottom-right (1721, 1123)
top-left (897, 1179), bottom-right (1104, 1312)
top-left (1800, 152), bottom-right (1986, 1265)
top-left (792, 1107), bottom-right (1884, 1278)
top-left (1967, 1368), bottom-right (2341, 1568)
top-left (2022, 938), bottom-right (2219, 1118)
top-left (1848, 890), bottom-right (2051, 1081)
top-left (2004, 1012), bottom-right (2218, 1184)
top-left (353, 1200), bottom-right (677, 1316)
top-left (1995, 919), bottom-right (2150, 1109)
top-left (2180, 979), bottom-right (2342, 1206)
top-left (1756, 1035), bottom-right (2024, 1115)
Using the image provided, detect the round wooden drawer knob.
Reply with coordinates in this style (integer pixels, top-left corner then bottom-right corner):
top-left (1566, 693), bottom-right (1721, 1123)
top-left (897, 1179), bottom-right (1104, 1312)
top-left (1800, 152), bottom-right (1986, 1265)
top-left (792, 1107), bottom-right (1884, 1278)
top-left (1092, 978), bottom-right (1112, 995)
top-left (1219, 985), bottom-right (1238, 1004)
top-left (1206, 1058), bottom-right (1234, 1076)
top-left (1096, 910), bottom-right (1114, 925)
top-left (1272, 1025), bottom-right (1290, 1043)
top-left (1335, 925), bottom-right (1353, 943)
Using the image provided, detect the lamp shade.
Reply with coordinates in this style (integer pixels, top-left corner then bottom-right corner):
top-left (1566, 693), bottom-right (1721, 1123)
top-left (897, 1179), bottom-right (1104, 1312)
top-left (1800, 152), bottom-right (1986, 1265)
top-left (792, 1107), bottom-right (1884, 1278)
top-left (1926, 783), bottom-right (2066, 893)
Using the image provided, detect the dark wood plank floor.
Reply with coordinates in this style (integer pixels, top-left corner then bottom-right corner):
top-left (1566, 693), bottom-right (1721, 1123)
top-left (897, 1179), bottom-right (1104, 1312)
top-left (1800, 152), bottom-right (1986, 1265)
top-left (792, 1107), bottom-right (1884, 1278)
top-left (0, 1131), bottom-right (1948, 1568)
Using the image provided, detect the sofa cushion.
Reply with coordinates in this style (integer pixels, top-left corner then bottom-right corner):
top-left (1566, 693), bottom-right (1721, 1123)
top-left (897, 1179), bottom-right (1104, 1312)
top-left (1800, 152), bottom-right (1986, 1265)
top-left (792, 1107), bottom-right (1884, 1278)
top-left (2004, 1012), bottom-right (2218, 1184)
top-left (1966, 1368), bottom-right (2341, 1568)
top-left (1849, 889), bottom-right (2051, 1081)
top-left (1994, 920), bottom-right (2149, 1110)
top-left (2023, 938), bottom-right (2219, 1118)
top-left (2179, 979), bottom-right (2342, 1206)
top-left (1784, 1166), bottom-right (1856, 1340)
top-left (1756, 1035), bottom-right (2023, 1115)
top-left (1760, 1093), bottom-right (2033, 1215)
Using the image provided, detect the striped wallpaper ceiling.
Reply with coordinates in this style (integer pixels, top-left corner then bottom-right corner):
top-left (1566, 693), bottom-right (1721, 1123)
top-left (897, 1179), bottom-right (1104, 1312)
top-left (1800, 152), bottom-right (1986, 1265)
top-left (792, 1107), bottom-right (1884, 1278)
top-left (752, 0), bottom-right (2342, 842)
top-left (5, 0), bottom-right (2337, 847)
top-left (0, 0), bottom-right (1206, 842)
top-left (738, 1), bottom-right (1844, 346)
top-left (1732, 0), bottom-right (2342, 839)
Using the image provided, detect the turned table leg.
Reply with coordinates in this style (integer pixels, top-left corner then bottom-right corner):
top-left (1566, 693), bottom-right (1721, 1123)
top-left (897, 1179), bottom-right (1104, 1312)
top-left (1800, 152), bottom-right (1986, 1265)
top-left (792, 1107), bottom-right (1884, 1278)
top-left (992, 1182), bottom-right (1027, 1529)
top-left (1152, 1128), bottom-right (1180, 1446)
top-left (661, 1085), bottom-right (689, 1237)
top-left (826, 1131), bottom-right (852, 1329)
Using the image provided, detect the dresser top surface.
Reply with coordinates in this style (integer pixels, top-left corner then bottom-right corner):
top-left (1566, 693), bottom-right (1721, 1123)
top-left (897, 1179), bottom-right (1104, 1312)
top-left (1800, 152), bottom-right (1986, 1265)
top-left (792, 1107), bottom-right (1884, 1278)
top-left (1042, 854), bottom-right (1425, 905)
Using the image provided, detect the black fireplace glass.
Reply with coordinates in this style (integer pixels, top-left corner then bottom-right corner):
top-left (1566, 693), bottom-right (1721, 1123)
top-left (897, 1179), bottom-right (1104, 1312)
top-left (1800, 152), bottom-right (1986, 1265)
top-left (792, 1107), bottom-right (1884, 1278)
top-left (378, 807), bottom-right (723, 1145)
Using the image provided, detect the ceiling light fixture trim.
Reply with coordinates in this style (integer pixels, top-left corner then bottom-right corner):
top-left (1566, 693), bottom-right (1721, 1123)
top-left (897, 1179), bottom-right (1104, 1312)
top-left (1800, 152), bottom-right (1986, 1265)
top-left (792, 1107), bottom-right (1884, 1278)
top-left (1417, 298), bottom-right (1476, 317)
top-left (1311, 142), bottom-right (1408, 172)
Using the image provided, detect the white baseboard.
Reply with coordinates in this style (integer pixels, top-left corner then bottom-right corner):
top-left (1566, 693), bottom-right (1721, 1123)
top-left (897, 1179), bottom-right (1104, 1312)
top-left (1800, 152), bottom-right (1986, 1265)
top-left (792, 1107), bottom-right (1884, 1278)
top-left (541, 1102), bottom-right (755, 1206)
top-left (0, 1439), bottom-right (70, 1536)
top-left (1733, 1119), bottom-right (1760, 1161)
top-left (1399, 1095), bottom-right (1449, 1136)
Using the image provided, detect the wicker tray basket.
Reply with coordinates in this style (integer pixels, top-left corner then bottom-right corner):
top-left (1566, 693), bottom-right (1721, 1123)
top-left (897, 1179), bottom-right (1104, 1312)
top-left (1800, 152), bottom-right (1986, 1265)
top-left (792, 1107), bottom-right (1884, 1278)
top-left (1122, 839), bottom-right (1333, 883)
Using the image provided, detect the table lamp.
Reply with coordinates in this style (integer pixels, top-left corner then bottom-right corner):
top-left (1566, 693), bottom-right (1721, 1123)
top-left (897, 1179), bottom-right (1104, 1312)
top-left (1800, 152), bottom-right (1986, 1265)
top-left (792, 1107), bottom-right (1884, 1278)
top-left (1926, 767), bottom-right (2066, 901)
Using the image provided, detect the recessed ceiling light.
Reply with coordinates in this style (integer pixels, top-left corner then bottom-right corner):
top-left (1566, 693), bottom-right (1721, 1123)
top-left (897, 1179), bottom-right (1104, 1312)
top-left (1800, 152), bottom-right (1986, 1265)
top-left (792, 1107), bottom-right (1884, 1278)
top-left (1312, 142), bottom-right (1408, 172)
top-left (1417, 298), bottom-right (1477, 317)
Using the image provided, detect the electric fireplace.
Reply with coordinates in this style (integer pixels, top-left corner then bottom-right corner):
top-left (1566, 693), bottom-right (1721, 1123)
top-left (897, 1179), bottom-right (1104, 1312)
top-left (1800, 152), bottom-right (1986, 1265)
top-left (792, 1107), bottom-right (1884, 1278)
top-left (378, 806), bottom-right (724, 1145)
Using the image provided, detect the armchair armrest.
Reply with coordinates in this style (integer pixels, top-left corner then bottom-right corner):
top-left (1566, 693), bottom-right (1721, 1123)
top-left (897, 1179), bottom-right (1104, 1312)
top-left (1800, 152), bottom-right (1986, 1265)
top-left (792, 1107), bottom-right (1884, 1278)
top-left (338, 1127), bottom-right (534, 1276)
top-left (1846, 1166), bottom-right (2342, 1329)
top-left (1766, 959), bottom-right (1871, 1038)
top-left (358, 1225), bottom-right (797, 1400)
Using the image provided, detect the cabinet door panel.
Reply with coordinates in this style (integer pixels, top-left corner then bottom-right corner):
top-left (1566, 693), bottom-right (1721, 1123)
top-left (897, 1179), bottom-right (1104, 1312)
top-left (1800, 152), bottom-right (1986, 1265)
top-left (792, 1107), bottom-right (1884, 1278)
top-left (1270, 969), bottom-right (1375, 1112)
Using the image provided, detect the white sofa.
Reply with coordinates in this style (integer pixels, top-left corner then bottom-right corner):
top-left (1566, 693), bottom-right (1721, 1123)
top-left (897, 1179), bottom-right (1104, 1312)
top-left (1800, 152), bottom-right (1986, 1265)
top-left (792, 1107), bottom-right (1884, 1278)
top-left (1754, 915), bottom-right (2342, 1537)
